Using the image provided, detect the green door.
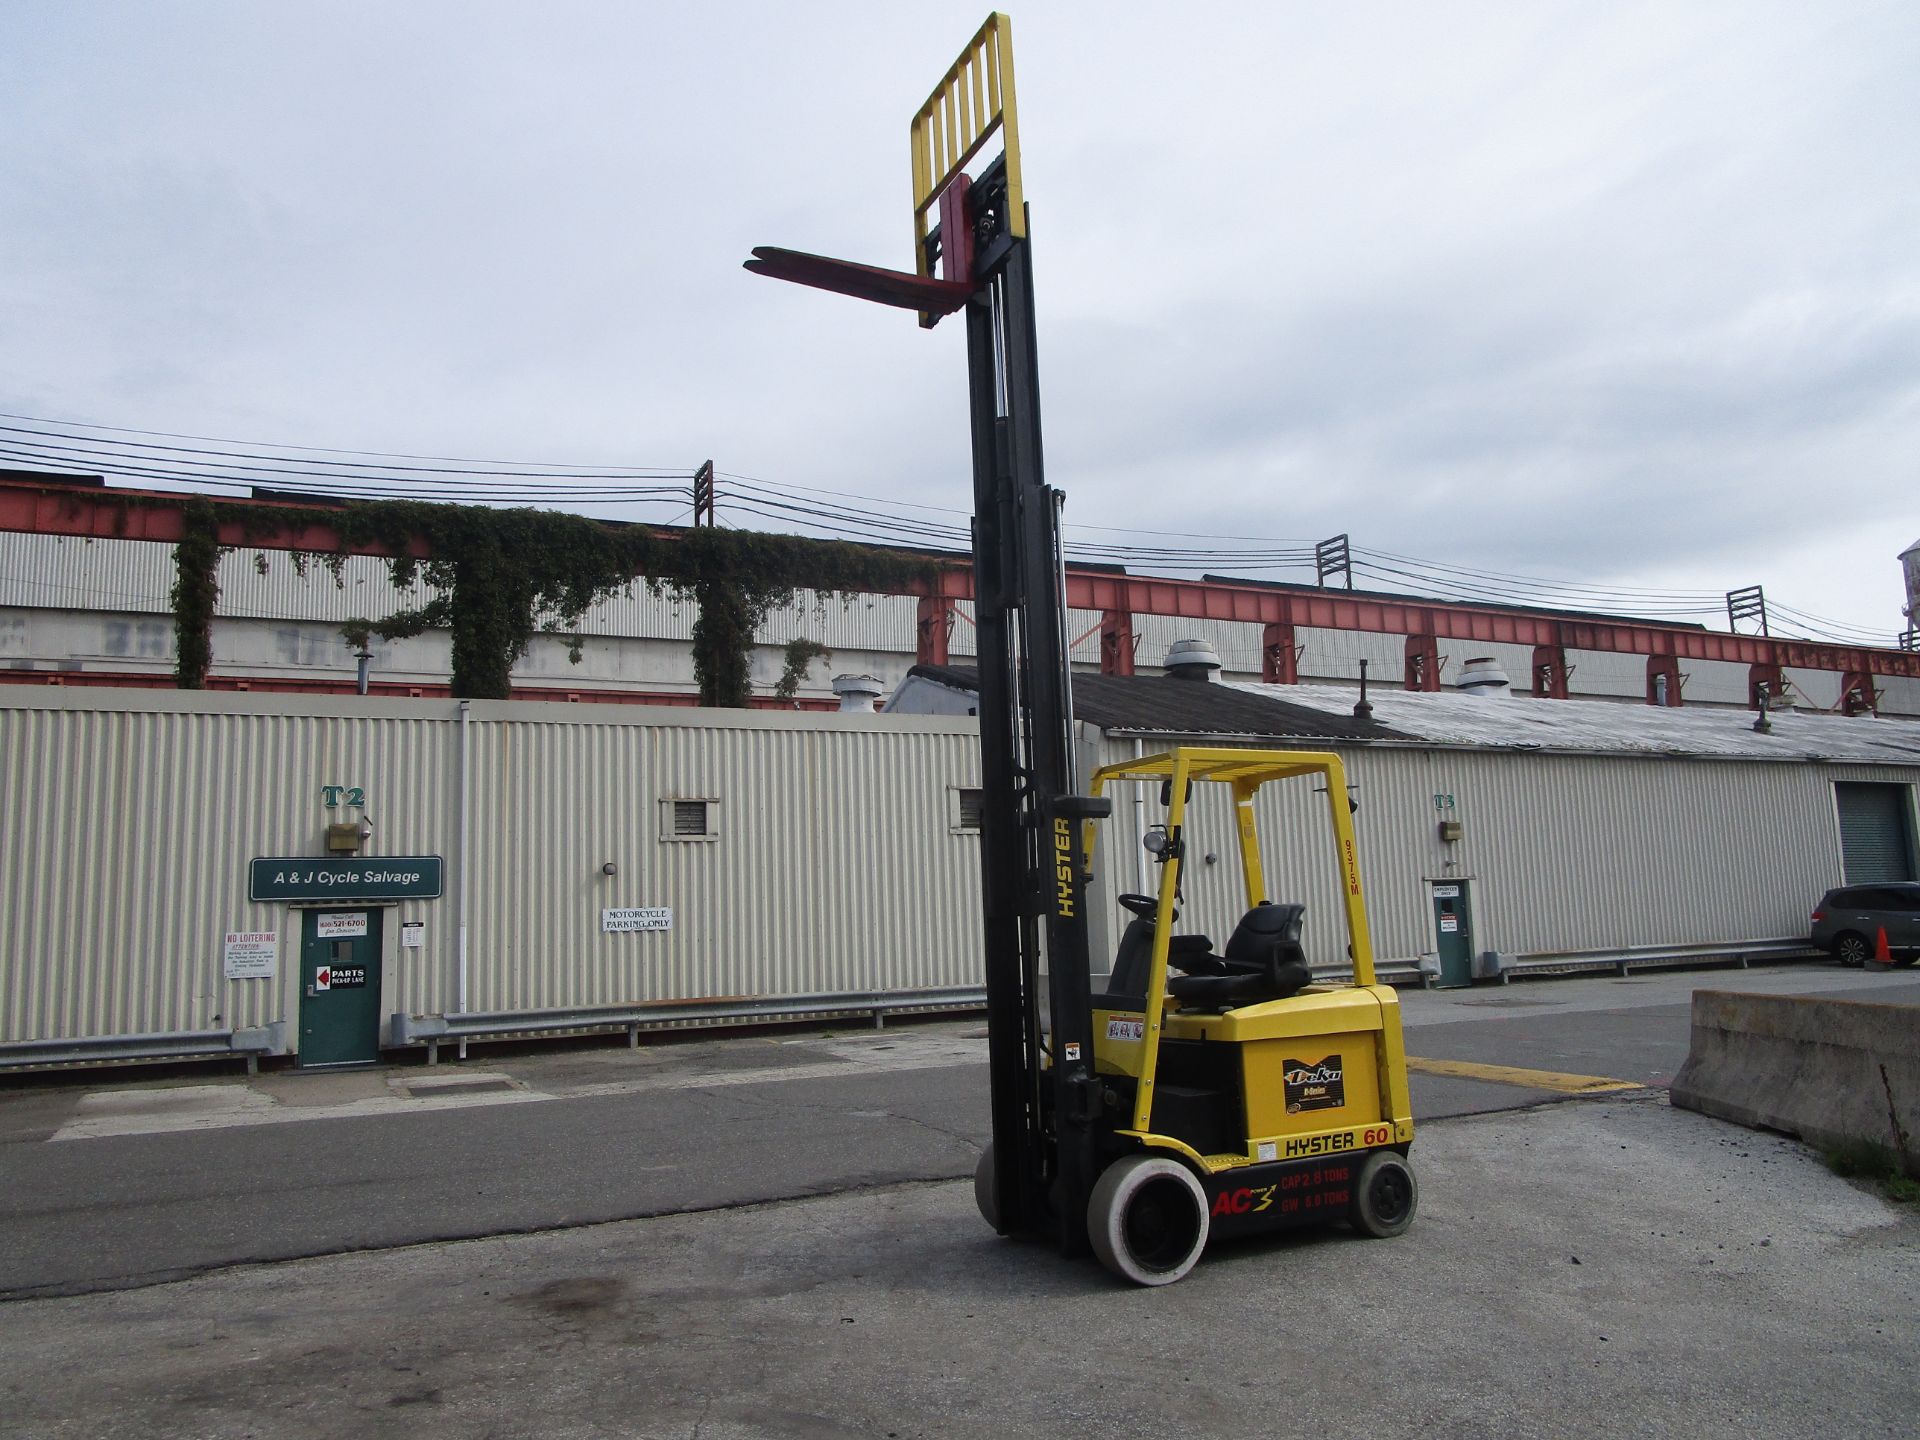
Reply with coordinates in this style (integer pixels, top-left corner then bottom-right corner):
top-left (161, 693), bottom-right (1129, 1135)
top-left (1431, 882), bottom-right (1473, 988)
top-left (298, 909), bottom-right (383, 1066)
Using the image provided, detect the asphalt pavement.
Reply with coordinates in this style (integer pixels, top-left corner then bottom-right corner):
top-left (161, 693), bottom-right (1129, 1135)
top-left (2, 1096), bottom-right (1913, 1440)
top-left (0, 963), bottom-right (1914, 1302)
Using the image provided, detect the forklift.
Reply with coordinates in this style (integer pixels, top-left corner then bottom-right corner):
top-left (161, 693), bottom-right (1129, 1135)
top-left (748, 14), bottom-right (1415, 1284)
top-left (1061, 746), bottom-right (1417, 1283)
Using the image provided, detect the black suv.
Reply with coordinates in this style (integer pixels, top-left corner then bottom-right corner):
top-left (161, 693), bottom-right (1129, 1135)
top-left (1810, 883), bottom-right (1920, 966)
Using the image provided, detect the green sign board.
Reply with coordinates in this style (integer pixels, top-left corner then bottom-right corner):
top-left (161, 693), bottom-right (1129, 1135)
top-left (249, 856), bottom-right (444, 903)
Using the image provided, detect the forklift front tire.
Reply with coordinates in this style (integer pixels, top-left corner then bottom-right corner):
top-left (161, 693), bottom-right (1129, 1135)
top-left (1350, 1150), bottom-right (1418, 1238)
top-left (1087, 1154), bottom-right (1210, 1286)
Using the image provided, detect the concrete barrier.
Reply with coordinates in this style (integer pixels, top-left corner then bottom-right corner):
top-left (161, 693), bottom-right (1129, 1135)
top-left (1671, 991), bottom-right (1919, 1174)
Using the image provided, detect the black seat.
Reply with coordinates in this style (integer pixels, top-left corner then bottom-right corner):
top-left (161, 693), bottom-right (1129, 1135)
top-left (1104, 895), bottom-right (1212, 1006)
top-left (1166, 901), bottom-right (1312, 1009)
top-left (1104, 916), bottom-right (1158, 1005)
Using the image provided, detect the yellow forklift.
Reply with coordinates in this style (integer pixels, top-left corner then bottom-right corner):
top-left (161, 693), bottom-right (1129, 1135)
top-left (751, 15), bottom-right (1414, 1285)
top-left (1068, 746), bottom-right (1416, 1284)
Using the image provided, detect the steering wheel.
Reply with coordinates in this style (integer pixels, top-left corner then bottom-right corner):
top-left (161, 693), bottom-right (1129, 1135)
top-left (1117, 893), bottom-right (1170, 922)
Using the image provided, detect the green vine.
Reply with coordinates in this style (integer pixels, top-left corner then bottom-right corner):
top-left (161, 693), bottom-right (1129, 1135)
top-left (162, 496), bottom-right (930, 706)
top-left (169, 499), bottom-right (226, 689)
top-left (774, 638), bottom-right (833, 702)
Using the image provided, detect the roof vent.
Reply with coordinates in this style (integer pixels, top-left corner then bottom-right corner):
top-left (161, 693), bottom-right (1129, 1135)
top-left (1455, 656), bottom-right (1511, 698)
top-left (1164, 638), bottom-right (1222, 682)
top-left (831, 674), bottom-right (885, 713)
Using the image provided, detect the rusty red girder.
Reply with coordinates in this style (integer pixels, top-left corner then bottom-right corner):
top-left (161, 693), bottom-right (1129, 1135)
top-left (0, 668), bottom-right (839, 709)
top-left (5, 474), bottom-right (1918, 681)
top-left (0, 475), bottom-right (433, 559)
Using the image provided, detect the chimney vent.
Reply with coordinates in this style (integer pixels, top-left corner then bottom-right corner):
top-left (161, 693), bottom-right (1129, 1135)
top-left (831, 674), bottom-right (885, 713)
top-left (1164, 638), bottom-right (1223, 682)
top-left (1455, 656), bottom-right (1512, 698)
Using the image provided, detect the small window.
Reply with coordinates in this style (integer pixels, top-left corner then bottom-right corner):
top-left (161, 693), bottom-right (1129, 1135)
top-left (660, 797), bottom-right (719, 842)
top-left (951, 786), bottom-right (985, 833)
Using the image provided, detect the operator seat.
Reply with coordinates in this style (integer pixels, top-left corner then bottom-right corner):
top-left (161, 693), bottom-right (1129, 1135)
top-left (1167, 901), bottom-right (1313, 1009)
top-left (1104, 894), bottom-right (1212, 1008)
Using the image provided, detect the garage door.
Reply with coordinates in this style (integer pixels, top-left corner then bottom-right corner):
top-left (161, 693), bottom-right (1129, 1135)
top-left (1835, 782), bottom-right (1917, 883)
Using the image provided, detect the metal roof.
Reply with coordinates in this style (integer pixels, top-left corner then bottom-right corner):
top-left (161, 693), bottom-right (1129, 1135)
top-left (904, 665), bottom-right (1410, 742)
top-left (1233, 682), bottom-right (1920, 765)
top-left (900, 664), bottom-right (1920, 765)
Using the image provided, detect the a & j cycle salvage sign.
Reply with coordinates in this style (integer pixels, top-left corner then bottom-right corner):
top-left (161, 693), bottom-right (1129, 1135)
top-left (249, 857), bottom-right (445, 902)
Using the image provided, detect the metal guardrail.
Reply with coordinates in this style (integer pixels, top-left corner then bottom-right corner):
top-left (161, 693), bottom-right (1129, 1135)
top-left (389, 987), bottom-right (991, 1063)
top-left (1395, 938), bottom-right (1821, 987)
top-left (2, 943), bottom-right (1830, 1076)
top-left (0, 1022), bottom-right (286, 1074)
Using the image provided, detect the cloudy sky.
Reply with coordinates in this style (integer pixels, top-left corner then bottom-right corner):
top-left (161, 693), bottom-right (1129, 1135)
top-left (3, 2), bottom-right (1916, 640)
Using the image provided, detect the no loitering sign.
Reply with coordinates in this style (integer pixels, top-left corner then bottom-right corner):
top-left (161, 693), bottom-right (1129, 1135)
top-left (223, 932), bottom-right (277, 980)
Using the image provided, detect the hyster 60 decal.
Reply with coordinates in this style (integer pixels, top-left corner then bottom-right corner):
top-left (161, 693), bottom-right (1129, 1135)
top-left (1284, 1055), bottom-right (1345, 1113)
top-left (1282, 1124), bottom-right (1395, 1158)
top-left (1284, 1129), bottom-right (1357, 1158)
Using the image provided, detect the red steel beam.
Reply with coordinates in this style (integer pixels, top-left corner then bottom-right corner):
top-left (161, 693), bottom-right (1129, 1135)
top-left (0, 668), bottom-right (839, 709)
top-left (6, 476), bottom-right (1918, 681)
top-left (0, 477), bottom-right (433, 559)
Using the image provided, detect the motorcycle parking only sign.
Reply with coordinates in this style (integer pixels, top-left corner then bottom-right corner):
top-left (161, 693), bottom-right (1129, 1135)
top-left (602, 908), bottom-right (673, 933)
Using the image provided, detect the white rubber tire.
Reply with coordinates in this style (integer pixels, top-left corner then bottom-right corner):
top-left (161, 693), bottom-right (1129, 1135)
top-left (1086, 1154), bottom-right (1210, 1286)
top-left (1350, 1150), bottom-right (1419, 1238)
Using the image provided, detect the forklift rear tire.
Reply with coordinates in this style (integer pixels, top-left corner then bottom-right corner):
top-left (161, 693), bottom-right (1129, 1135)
top-left (1350, 1151), bottom-right (1418, 1238)
top-left (974, 1142), bottom-right (999, 1230)
top-left (1087, 1154), bottom-right (1210, 1286)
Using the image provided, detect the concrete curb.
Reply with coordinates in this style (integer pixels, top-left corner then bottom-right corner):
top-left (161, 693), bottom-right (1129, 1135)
top-left (1670, 989), bottom-right (1919, 1173)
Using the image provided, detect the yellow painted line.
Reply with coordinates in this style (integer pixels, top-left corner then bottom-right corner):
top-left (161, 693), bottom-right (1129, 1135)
top-left (1406, 1056), bottom-right (1644, 1094)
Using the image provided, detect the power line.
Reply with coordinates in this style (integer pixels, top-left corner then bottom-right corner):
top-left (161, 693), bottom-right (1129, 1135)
top-left (0, 411), bottom-right (1899, 644)
top-left (0, 410), bottom-right (693, 473)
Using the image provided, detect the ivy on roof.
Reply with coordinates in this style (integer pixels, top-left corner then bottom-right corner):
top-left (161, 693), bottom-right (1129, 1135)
top-left (165, 497), bottom-right (931, 704)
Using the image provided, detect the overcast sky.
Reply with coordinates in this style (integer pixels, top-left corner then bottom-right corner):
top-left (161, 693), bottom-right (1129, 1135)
top-left (3, 2), bottom-right (1916, 639)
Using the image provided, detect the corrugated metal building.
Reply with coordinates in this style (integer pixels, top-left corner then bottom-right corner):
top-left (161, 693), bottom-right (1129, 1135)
top-left (6, 530), bottom-right (1919, 716)
top-left (892, 661), bottom-right (1920, 982)
top-left (0, 689), bottom-right (983, 1067)
top-left (6, 655), bottom-right (1919, 1070)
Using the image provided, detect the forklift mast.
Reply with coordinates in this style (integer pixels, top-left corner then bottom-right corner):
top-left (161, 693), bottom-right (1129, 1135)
top-left (947, 161), bottom-right (1108, 1252)
top-left (746, 14), bottom-right (1107, 1253)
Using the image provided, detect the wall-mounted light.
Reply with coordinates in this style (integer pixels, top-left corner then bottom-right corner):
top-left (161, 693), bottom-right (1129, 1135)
top-left (601, 861), bottom-right (618, 877)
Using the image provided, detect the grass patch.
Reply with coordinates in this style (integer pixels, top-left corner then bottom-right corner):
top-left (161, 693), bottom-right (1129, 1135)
top-left (1823, 1138), bottom-right (1919, 1204)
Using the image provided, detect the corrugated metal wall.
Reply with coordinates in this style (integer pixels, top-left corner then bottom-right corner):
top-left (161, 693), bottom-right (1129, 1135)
top-left (463, 713), bottom-right (981, 1012)
top-left (8, 684), bottom-right (1919, 1055)
top-left (1091, 734), bottom-right (1920, 968)
top-left (0, 693), bottom-right (455, 1044)
top-left (0, 691), bottom-right (981, 1050)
